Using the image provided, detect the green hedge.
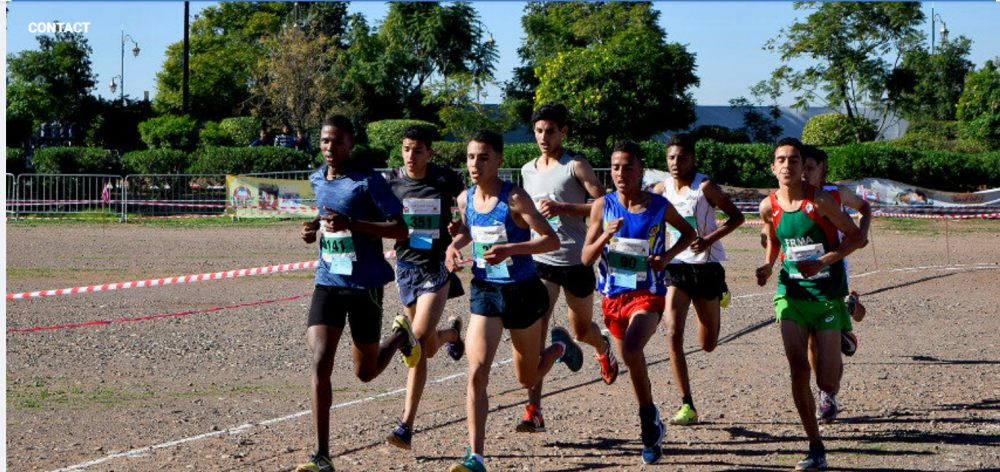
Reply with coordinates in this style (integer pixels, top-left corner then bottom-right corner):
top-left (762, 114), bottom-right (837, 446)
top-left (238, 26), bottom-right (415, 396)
top-left (906, 120), bottom-right (960, 140)
top-left (367, 120), bottom-right (441, 151)
top-left (689, 125), bottom-right (750, 145)
top-left (888, 133), bottom-right (989, 154)
top-left (802, 113), bottom-right (877, 146)
top-left (121, 149), bottom-right (189, 174)
top-left (219, 117), bottom-right (263, 147)
top-left (188, 146), bottom-right (314, 175)
top-left (199, 121), bottom-right (236, 148)
top-left (31, 147), bottom-right (116, 174)
top-left (7, 148), bottom-right (26, 175)
top-left (138, 115), bottom-right (201, 152)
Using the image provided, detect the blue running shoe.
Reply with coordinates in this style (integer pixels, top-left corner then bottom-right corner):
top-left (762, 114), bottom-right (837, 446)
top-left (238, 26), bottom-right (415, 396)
top-left (449, 447), bottom-right (487, 472)
top-left (386, 421), bottom-right (412, 450)
top-left (640, 407), bottom-right (666, 465)
top-left (552, 327), bottom-right (583, 372)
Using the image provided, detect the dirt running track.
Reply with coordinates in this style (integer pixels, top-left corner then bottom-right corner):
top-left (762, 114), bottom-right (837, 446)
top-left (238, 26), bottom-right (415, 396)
top-left (6, 219), bottom-right (1000, 472)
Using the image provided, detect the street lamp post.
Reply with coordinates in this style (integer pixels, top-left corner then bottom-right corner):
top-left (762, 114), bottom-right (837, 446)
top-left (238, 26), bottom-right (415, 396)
top-left (119, 26), bottom-right (140, 103)
top-left (930, 8), bottom-right (948, 54)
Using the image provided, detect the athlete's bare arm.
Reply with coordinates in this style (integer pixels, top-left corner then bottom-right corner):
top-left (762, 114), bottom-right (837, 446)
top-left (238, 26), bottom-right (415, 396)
top-left (838, 186), bottom-right (871, 247)
top-left (482, 186), bottom-right (560, 265)
top-left (652, 202), bottom-right (696, 272)
top-left (756, 197), bottom-right (779, 286)
top-left (320, 206), bottom-right (409, 241)
top-left (446, 189), bottom-right (472, 272)
top-left (796, 190), bottom-right (863, 279)
top-left (537, 158), bottom-right (607, 218)
top-left (693, 179), bottom-right (745, 254)
top-left (582, 197), bottom-right (618, 266)
top-left (650, 181), bottom-right (666, 196)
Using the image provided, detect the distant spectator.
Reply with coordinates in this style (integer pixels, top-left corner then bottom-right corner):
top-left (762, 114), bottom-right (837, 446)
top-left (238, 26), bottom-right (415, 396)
top-left (250, 129), bottom-right (269, 147)
top-left (274, 124), bottom-right (295, 148)
top-left (294, 130), bottom-right (312, 154)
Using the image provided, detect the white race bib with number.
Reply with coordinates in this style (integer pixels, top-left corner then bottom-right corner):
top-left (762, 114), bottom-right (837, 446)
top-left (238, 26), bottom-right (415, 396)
top-left (403, 198), bottom-right (441, 238)
top-left (785, 243), bottom-right (829, 280)
top-left (609, 237), bottom-right (650, 282)
top-left (471, 225), bottom-right (512, 268)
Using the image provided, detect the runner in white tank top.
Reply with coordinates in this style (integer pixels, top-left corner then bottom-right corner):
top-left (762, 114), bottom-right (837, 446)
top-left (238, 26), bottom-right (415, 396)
top-left (651, 134), bottom-right (745, 427)
top-left (515, 103), bottom-right (620, 434)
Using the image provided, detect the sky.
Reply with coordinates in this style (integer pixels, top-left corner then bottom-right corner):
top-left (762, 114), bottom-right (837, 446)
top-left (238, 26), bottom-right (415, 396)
top-left (5, 1), bottom-right (1000, 107)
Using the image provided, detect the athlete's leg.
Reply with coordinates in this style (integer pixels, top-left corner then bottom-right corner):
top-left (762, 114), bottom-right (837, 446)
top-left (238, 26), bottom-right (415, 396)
top-left (526, 279), bottom-right (561, 410)
top-left (691, 297), bottom-right (721, 353)
top-left (465, 314), bottom-right (505, 455)
top-left (812, 330), bottom-right (843, 394)
top-left (780, 320), bottom-right (820, 443)
top-left (307, 325), bottom-right (343, 456)
top-left (807, 333), bottom-right (820, 378)
top-left (566, 290), bottom-right (607, 352)
top-left (665, 286), bottom-right (693, 399)
top-left (510, 315), bottom-right (565, 391)
top-left (615, 310), bottom-right (661, 407)
top-left (401, 281), bottom-right (459, 427)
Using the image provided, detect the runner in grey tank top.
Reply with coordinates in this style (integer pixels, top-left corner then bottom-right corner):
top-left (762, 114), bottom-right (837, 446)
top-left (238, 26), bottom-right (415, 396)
top-left (514, 103), bottom-right (620, 434)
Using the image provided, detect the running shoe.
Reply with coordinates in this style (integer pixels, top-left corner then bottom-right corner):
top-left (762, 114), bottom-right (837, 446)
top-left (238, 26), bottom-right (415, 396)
top-left (515, 404), bottom-right (546, 433)
top-left (669, 404), bottom-right (699, 425)
top-left (386, 421), bottom-right (412, 450)
top-left (449, 447), bottom-right (487, 472)
top-left (295, 452), bottom-right (335, 472)
top-left (640, 408), bottom-right (666, 465)
top-left (795, 446), bottom-right (828, 471)
top-left (841, 331), bottom-right (858, 357)
top-left (444, 316), bottom-right (465, 361)
top-left (720, 290), bottom-right (731, 308)
top-left (392, 315), bottom-right (421, 368)
top-left (816, 390), bottom-right (839, 423)
top-left (594, 333), bottom-right (619, 385)
top-left (552, 327), bottom-right (583, 372)
top-left (846, 290), bottom-right (866, 322)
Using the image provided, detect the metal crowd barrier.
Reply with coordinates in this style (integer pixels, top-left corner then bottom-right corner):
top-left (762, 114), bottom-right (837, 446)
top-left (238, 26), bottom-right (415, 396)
top-left (6, 174), bottom-right (15, 217)
top-left (10, 174), bottom-right (122, 219)
top-left (122, 174), bottom-right (228, 221)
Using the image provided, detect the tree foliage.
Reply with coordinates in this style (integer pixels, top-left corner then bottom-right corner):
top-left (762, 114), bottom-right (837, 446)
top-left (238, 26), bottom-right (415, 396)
top-left (889, 36), bottom-right (975, 121)
top-left (7, 26), bottom-right (98, 144)
top-left (956, 61), bottom-right (1000, 149)
top-left (423, 73), bottom-right (518, 142)
top-left (764, 2), bottom-right (924, 139)
top-left (517, 2), bottom-right (697, 150)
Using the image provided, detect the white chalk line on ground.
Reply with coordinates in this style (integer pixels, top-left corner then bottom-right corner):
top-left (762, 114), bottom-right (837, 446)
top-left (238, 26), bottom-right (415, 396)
top-left (50, 262), bottom-right (1000, 472)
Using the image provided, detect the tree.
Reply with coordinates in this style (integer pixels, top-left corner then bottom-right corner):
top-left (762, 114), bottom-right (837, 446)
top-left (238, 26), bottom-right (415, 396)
top-left (153, 2), bottom-right (349, 121)
top-left (764, 2), bottom-right (924, 140)
top-left (518, 3), bottom-right (698, 149)
top-left (505, 2), bottom-right (669, 124)
top-left (730, 79), bottom-right (784, 143)
top-left (250, 26), bottom-right (360, 136)
top-left (7, 26), bottom-right (98, 145)
top-left (889, 36), bottom-right (975, 122)
top-left (535, 36), bottom-right (698, 150)
top-left (423, 73), bottom-right (518, 142)
top-left (344, 2), bottom-right (498, 122)
top-left (956, 61), bottom-right (1000, 149)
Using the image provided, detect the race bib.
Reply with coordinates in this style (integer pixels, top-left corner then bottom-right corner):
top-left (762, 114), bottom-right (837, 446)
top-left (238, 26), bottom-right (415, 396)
top-left (785, 243), bottom-right (829, 280)
top-left (471, 225), bottom-right (512, 269)
top-left (321, 228), bottom-right (356, 275)
top-left (403, 198), bottom-right (441, 239)
top-left (669, 216), bottom-right (700, 246)
top-left (608, 237), bottom-right (649, 287)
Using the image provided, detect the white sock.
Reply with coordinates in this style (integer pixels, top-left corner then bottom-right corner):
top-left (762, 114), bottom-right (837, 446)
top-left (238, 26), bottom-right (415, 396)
top-left (470, 453), bottom-right (485, 465)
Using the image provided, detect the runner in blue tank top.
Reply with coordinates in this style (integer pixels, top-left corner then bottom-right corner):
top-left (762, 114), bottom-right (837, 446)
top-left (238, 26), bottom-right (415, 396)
top-left (582, 141), bottom-right (696, 465)
top-left (445, 130), bottom-right (584, 472)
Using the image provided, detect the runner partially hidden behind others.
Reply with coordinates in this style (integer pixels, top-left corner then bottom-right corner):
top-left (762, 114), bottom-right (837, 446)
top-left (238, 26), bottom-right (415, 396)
top-left (296, 115), bottom-right (422, 472)
top-left (582, 141), bottom-right (696, 465)
top-left (756, 137), bottom-right (863, 472)
top-left (651, 133), bottom-right (744, 427)
top-left (384, 125), bottom-right (468, 451)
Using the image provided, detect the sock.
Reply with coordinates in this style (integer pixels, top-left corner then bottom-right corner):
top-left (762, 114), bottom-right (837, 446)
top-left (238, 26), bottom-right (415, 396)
top-left (470, 453), bottom-right (485, 465)
top-left (809, 440), bottom-right (825, 454)
top-left (682, 395), bottom-right (695, 410)
top-left (553, 341), bottom-right (567, 356)
top-left (639, 402), bottom-right (657, 422)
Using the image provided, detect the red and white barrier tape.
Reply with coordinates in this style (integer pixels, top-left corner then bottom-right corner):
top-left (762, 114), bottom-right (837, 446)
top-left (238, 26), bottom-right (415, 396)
top-left (6, 293), bottom-right (313, 333)
top-left (874, 212), bottom-right (1000, 220)
top-left (6, 261), bottom-right (320, 300)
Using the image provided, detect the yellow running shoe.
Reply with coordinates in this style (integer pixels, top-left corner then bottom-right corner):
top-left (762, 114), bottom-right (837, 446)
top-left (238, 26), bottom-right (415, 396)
top-left (669, 404), bottom-right (699, 425)
top-left (295, 452), bottom-right (334, 472)
top-left (392, 315), bottom-right (422, 368)
top-left (720, 290), bottom-right (731, 308)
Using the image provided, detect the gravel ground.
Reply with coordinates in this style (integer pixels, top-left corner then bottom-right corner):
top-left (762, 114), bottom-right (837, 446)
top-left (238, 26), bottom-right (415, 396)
top-left (6, 219), bottom-right (1000, 472)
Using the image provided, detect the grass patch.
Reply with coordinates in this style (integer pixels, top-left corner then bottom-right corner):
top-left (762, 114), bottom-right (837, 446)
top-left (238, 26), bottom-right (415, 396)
top-left (6, 378), bottom-right (153, 410)
top-left (6, 267), bottom-right (130, 279)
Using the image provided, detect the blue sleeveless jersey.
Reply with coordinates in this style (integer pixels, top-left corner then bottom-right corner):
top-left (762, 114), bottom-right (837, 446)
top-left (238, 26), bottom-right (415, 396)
top-left (465, 181), bottom-right (536, 283)
top-left (597, 192), bottom-right (669, 297)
